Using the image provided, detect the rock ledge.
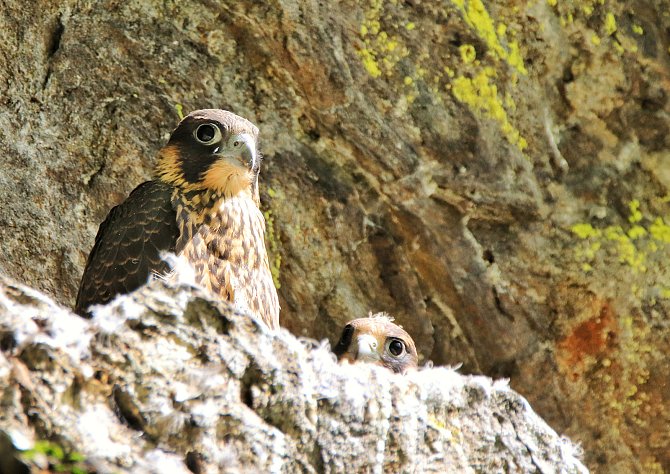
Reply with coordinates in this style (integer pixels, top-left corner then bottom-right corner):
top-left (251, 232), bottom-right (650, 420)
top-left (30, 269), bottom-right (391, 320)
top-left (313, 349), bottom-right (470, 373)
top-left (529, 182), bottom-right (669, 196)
top-left (0, 275), bottom-right (586, 473)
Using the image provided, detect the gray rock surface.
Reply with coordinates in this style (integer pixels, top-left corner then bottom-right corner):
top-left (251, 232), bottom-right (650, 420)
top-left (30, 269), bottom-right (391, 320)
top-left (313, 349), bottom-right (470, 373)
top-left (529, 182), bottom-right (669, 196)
top-left (0, 275), bottom-right (586, 473)
top-left (1, 1), bottom-right (669, 471)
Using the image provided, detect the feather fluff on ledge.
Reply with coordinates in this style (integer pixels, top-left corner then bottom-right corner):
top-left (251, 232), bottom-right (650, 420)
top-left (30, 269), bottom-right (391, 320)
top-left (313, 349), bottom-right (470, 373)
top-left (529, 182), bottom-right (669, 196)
top-left (0, 275), bottom-right (587, 473)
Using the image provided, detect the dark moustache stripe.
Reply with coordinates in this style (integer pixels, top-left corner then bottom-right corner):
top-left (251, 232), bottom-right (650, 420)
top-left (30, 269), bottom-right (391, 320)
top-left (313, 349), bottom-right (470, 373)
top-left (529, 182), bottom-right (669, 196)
top-left (333, 324), bottom-right (355, 357)
top-left (178, 141), bottom-right (218, 184)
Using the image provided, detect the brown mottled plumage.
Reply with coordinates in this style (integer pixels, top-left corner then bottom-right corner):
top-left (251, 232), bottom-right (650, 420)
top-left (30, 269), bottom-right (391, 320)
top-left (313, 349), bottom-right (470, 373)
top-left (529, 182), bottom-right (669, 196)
top-left (332, 313), bottom-right (418, 373)
top-left (75, 109), bottom-right (280, 329)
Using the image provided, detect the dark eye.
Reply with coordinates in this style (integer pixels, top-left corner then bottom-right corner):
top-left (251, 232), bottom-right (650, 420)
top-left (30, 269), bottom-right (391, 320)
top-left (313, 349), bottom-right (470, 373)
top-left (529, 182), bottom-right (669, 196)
top-left (233, 140), bottom-right (241, 147)
top-left (387, 338), bottom-right (405, 357)
top-left (195, 123), bottom-right (220, 144)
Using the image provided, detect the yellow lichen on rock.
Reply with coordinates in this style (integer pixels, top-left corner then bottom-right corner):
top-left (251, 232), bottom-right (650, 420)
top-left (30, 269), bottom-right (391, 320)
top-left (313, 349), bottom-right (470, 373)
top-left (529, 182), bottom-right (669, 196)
top-left (548, 1), bottom-right (647, 58)
top-left (357, 0), bottom-right (409, 79)
top-left (263, 192), bottom-right (282, 289)
top-left (449, 0), bottom-right (527, 75)
top-left (355, 1), bottom-right (528, 152)
top-left (628, 199), bottom-right (643, 223)
top-left (446, 0), bottom-right (529, 151)
top-left (571, 200), bottom-right (670, 304)
top-left (451, 67), bottom-right (527, 151)
top-left (459, 44), bottom-right (476, 64)
top-left (603, 12), bottom-right (617, 36)
top-left (358, 48), bottom-right (382, 78)
top-left (556, 290), bottom-right (666, 471)
top-left (649, 217), bottom-right (670, 243)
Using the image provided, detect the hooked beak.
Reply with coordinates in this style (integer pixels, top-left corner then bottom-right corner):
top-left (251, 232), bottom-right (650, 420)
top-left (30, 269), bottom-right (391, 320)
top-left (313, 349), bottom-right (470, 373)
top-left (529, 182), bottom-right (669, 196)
top-left (238, 133), bottom-right (257, 170)
top-left (356, 334), bottom-right (381, 362)
top-left (215, 133), bottom-right (257, 170)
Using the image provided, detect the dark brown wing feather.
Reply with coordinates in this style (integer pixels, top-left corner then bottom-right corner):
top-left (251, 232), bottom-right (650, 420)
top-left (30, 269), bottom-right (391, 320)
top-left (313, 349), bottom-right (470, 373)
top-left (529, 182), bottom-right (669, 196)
top-left (75, 180), bottom-right (179, 316)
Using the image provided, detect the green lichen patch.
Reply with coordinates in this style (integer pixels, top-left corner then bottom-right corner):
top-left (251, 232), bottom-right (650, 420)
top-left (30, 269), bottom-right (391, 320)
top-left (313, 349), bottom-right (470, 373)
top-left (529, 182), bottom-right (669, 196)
top-left (20, 440), bottom-right (89, 474)
top-left (450, 0), bottom-right (527, 75)
top-left (459, 44), bottom-right (477, 63)
top-left (592, 312), bottom-right (664, 473)
top-left (603, 12), bottom-right (617, 36)
top-left (175, 103), bottom-right (185, 120)
top-left (556, 292), bottom-right (667, 471)
top-left (354, 1), bottom-right (528, 151)
top-left (547, 1), bottom-right (643, 54)
top-left (571, 200), bottom-right (670, 299)
top-left (357, 0), bottom-right (409, 79)
top-left (263, 206), bottom-right (282, 290)
top-left (451, 67), bottom-right (527, 151)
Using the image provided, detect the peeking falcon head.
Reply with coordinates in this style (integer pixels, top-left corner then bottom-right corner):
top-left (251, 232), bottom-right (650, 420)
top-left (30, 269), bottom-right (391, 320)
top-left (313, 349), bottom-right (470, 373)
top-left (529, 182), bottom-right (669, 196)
top-left (156, 109), bottom-right (261, 197)
top-left (333, 313), bottom-right (418, 374)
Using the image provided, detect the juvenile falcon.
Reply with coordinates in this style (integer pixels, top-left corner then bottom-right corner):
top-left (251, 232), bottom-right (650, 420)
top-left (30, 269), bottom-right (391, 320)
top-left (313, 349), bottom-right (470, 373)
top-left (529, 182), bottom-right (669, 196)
top-left (332, 313), bottom-right (418, 373)
top-left (75, 109), bottom-right (280, 329)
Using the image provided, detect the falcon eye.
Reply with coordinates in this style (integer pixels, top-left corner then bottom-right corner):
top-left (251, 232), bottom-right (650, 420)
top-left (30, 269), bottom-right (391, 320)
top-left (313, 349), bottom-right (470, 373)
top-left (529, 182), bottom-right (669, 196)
top-left (233, 140), bottom-right (241, 147)
top-left (386, 338), bottom-right (405, 357)
top-left (194, 123), bottom-right (221, 145)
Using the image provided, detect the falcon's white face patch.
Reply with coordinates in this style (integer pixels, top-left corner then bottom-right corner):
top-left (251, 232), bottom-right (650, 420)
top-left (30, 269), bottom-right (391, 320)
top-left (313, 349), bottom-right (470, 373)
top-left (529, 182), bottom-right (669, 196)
top-left (355, 334), bottom-right (382, 362)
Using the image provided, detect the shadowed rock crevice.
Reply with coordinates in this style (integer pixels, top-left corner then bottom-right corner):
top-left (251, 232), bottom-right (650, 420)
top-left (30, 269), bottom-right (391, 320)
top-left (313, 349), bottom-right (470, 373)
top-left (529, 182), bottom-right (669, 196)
top-left (113, 384), bottom-right (148, 433)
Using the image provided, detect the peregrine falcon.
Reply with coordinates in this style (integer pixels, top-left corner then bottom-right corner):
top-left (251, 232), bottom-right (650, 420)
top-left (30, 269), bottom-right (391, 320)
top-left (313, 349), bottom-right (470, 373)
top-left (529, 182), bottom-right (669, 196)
top-left (75, 109), bottom-right (280, 329)
top-left (333, 314), bottom-right (418, 373)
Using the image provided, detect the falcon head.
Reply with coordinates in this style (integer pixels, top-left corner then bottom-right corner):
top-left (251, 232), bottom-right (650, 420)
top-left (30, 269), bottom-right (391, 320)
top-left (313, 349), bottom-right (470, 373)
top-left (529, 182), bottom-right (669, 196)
top-left (332, 313), bottom-right (418, 374)
top-left (156, 109), bottom-right (261, 198)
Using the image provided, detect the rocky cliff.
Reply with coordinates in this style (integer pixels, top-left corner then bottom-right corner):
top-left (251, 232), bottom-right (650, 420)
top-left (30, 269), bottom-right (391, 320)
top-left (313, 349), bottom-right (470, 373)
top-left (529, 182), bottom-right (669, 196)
top-left (0, 276), bottom-right (587, 473)
top-left (0, 0), bottom-right (669, 471)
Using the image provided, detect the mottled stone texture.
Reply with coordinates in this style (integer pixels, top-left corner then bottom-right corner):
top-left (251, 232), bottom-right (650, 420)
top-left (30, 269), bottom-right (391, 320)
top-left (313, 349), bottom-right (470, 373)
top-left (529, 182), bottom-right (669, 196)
top-left (0, 1), bottom-right (668, 472)
top-left (0, 276), bottom-right (586, 473)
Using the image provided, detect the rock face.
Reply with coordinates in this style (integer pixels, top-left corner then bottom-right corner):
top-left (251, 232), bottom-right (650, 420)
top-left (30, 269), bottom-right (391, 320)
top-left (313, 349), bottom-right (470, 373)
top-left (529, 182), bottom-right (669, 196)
top-left (0, 1), bottom-right (668, 471)
top-left (0, 275), bottom-right (587, 473)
